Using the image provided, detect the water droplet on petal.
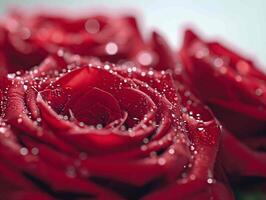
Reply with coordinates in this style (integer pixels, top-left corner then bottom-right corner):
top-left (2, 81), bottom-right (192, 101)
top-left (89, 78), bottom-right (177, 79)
top-left (104, 64), bottom-right (110, 70)
top-left (143, 138), bottom-right (149, 144)
top-left (148, 70), bottom-right (154, 76)
top-left (57, 49), bottom-right (65, 57)
top-left (207, 178), bottom-right (214, 184)
top-left (0, 127), bottom-right (6, 134)
top-left (158, 158), bottom-right (166, 165)
top-left (140, 145), bottom-right (148, 151)
top-left (137, 50), bottom-right (153, 66)
top-left (84, 19), bottom-right (100, 34)
top-left (105, 42), bottom-right (118, 55)
top-left (79, 122), bottom-right (85, 127)
top-left (17, 118), bottom-right (22, 123)
top-left (141, 72), bottom-right (146, 76)
top-left (255, 88), bottom-right (263, 96)
top-left (213, 57), bottom-right (224, 67)
top-left (20, 27), bottom-right (31, 40)
top-left (20, 147), bottom-right (28, 156)
top-left (79, 152), bottom-right (88, 160)
top-left (16, 71), bottom-right (21, 75)
top-left (168, 148), bottom-right (175, 155)
top-left (96, 124), bottom-right (103, 129)
top-left (7, 73), bottom-right (16, 79)
top-left (80, 168), bottom-right (90, 177)
top-left (195, 47), bottom-right (209, 59)
top-left (31, 147), bottom-right (39, 155)
top-left (219, 67), bottom-right (227, 74)
top-left (184, 91), bottom-right (191, 97)
top-left (150, 151), bottom-right (157, 158)
top-left (190, 174), bottom-right (196, 180)
top-left (197, 127), bottom-right (204, 131)
top-left (66, 166), bottom-right (76, 178)
top-left (181, 107), bottom-right (187, 113)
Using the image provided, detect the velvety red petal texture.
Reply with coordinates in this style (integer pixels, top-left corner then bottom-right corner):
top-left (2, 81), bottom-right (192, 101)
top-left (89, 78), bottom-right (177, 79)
top-left (179, 29), bottom-right (266, 197)
top-left (0, 9), bottom-right (265, 200)
top-left (1, 10), bottom-right (175, 73)
top-left (0, 50), bottom-right (234, 199)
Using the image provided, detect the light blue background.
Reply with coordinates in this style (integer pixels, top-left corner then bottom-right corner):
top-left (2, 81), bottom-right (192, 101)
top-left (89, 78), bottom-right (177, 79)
top-left (0, 0), bottom-right (265, 71)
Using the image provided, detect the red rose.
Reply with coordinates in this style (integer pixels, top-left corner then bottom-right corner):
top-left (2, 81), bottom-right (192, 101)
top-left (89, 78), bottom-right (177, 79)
top-left (179, 30), bottom-right (266, 187)
top-left (1, 10), bottom-right (174, 73)
top-left (2, 7), bottom-right (265, 200)
top-left (0, 52), bottom-right (233, 200)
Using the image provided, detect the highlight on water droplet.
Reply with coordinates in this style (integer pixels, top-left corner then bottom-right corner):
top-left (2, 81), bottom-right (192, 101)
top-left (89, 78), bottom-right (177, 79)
top-left (105, 42), bottom-right (118, 55)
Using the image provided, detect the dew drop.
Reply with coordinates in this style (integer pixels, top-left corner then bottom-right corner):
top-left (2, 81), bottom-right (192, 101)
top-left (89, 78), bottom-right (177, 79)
top-left (140, 145), bottom-right (148, 151)
top-left (219, 67), bottom-right (227, 74)
top-left (96, 124), bottom-right (103, 129)
top-left (66, 166), bottom-right (76, 178)
top-left (143, 138), bottom-right (149, 144)
top-left (190, 145), bottom-right (195, 151)
top-left (255, 88), bottom-right (263, 96)
top-left (141, 72), bottom-right (146, 76)
top-left (63, 115), bottom-right (68, 120)
top-left (137, 50), bottom-right (153, 66)
top-left (132, 66), bottom-right (137, 72)
top-left (190, 174), bottom-right (196, 180)
top-left (168, 148), bottom-right (175, 155)
top-left (213, 57), bottom-right (224, 67)
top-left (20, 27), bottom-right (31, 40)
top-left (79, 122), bottom-right (85, 127)
top-left (84, 19), bottom-right (100, 34)
top-left (80, 168), bottom-right (90, 177)
top-left (120, 125), bottom-right (126, 131)
top-left (31, 147), bottom-right (39, 155)
top-left (105, 42), bottom-right (118, 55)
top-left (17, 118), bottom-right (22, 123)
top-left (150, 151), bottom-right (157, 158)
top-left (16, 71), bottom-right (21, 75)
top-left (195, 47), bottom-right (209, 59)
top-left (158, 158), bottom-right (166, 165)
top-left (79, 152), bottom-right (88, 160)
top-left (181, 107), bottom-right (187, 113)
top-left (0, 127), bottom-right (6, 134)
top-left (133, 117), bottom-right (139, 121)
top-left (57, 49), bottom-right (65, 57)
top-left (20, 147), bottom-right (28, 156)
top-left (148, 70), bottom-right (154, 76)
top-left (184, 91), bottom-right (191, 97)
top-left (197, 127), bottom-right (204, 131)
top-left (207, 178), bottom-right (214, 184)
top-left (187, 100), bottom-right (192, 105)
top-left (7, 73), bottom-right (16, 79)
top-left (104, 64), bottom-right (110, 70)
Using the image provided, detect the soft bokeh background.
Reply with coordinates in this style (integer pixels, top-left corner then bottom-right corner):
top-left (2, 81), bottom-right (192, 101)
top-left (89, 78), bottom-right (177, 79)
top-left (0, 0), bottom-right (265, 71)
